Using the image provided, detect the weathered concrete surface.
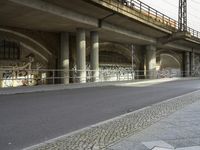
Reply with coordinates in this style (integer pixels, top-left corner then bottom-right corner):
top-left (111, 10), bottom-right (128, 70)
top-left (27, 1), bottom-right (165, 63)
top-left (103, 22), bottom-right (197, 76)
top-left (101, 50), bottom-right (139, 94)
top-left (0, 26), bottom-right (58, 61)
top-left (89, 0), bottom-right (173, 34)
top-left (60, 32), bottom-right (69, 84)
top-left (76, 28), bottom-right (86, 83)
top-left (1, 0), bottom-right (199, 51)
top-left (146, 45), bottom-right (156, 79)
top-left (184, 52), bottom-right (190, 77)
top-left (90, 31), bottom-right (99, 82)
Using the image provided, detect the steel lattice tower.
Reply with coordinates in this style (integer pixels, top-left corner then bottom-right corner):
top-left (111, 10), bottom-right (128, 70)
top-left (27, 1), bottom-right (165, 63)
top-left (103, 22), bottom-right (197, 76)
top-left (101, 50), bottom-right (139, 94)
top-left (178, 0), bottom-right (187, 31)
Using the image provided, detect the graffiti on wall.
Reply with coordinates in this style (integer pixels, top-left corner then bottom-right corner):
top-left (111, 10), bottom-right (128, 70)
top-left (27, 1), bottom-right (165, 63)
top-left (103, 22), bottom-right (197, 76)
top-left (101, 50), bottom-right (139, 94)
top-left (157, 68), bottom-right (181, 78)
top-left (0, 54), bottom-right (45, 87)
top-left (71, 64), bottom-right (135, 82)
top-left (192, 55), bottom-right (200, 76)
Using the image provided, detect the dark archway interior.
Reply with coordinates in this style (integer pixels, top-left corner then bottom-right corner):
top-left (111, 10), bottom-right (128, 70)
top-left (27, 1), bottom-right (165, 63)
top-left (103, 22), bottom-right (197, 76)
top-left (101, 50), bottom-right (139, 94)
top-left (160, 54), bottom-right (181, 69)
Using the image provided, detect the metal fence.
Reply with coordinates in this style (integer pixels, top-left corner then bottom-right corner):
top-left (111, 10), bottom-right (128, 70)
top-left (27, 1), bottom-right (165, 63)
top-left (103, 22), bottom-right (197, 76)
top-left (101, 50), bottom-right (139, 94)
top-left (0, 68), bottom-right (196, 88)
top-left (101, 0), bottom-right (200, 39)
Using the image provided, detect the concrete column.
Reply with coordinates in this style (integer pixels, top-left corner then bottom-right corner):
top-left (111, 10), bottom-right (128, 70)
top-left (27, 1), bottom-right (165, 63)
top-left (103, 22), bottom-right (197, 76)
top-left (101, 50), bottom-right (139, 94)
top-left (191, 51), bottom-right (195, 75)
top-left (60, 32), bottom-right (69, 84)
top-left (69, 35), bottom-right (76, 83)
top-left (76, 28), bottom-right (86, 83)
top-left (146, 45), bottom-right (156, 79)
top-left (90, 31), bottom-right (99, 82)
top-left (184, 51), bottom-right (190, 77)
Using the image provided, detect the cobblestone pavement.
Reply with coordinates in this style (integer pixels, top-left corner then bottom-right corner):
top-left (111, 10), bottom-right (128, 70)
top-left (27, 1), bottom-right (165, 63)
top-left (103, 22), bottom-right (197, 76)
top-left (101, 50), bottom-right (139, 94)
top-left (109, 97), bottom-right (200, 150)
top-left (23, 90), bottom-right (200, 150)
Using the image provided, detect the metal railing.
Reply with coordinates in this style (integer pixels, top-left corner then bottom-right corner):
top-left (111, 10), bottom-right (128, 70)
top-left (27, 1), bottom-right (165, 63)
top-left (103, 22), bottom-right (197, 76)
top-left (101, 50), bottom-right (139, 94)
top-left (101, 0), bottom-right (200, 39)
top-left (118, 0), bottom-right (177, 28)
top-left (0, 68), bottom-right (197, 88)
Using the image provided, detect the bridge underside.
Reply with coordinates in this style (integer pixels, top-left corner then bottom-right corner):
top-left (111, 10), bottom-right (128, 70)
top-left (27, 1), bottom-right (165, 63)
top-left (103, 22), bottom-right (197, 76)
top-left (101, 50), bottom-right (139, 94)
top-left (1, 0), bottom-right (200, 87)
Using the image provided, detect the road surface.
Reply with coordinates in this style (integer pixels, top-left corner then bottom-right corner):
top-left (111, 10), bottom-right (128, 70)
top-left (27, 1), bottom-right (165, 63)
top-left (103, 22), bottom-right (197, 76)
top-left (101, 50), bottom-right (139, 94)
top-left (0, 79), bottom-right (200, 150)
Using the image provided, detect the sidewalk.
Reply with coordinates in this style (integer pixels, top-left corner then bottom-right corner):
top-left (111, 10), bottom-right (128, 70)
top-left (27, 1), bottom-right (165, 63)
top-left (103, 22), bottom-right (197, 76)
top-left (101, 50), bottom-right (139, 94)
top-left (1, 77), bottom-right (199, 95)
top-left (109, 97), bottom-right (200, 150)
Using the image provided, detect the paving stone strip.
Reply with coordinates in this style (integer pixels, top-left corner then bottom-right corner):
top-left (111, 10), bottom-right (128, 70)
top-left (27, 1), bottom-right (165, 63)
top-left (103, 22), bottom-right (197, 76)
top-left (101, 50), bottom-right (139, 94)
top-left (23, 90), bottom-right (200, 150)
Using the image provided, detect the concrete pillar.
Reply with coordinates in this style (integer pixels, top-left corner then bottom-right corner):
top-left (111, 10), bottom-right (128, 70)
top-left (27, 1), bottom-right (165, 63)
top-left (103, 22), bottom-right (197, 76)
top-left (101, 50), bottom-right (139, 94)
top-left (76, 28), bottom-right (86, 83)
top-left (184, 51), bottom-right (190, 77)
top-left (90, 31), bottom-right (99, 82)
top-left (69, 35), bottom-right (76, 83)
top-left (60, 32), bottom-right (69, 84)
top-left (146, 45), bottom-right (156, 79)
top-left (138, 48), bottom-right (146, 79)
top-left (191, 51), bottom-right (195, 75)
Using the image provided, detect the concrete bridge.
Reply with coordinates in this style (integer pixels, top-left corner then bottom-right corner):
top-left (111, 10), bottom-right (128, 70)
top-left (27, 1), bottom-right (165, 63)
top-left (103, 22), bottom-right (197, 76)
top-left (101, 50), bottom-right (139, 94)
top-left (1, 0), bottom-right (200, 87)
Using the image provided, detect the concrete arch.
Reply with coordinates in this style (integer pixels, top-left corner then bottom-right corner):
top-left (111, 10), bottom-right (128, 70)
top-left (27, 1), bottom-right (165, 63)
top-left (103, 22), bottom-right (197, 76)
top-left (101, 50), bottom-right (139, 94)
top-left (156, 49), bottom-right (182, 70)
top-left (156, 49), bottom-right (182, 65)
top-left (87, 42), bottom-right (140, 64)
top-left (160, 53), bottom-right (181, 67)
top-left (0, 27), bottom-right (52, 62)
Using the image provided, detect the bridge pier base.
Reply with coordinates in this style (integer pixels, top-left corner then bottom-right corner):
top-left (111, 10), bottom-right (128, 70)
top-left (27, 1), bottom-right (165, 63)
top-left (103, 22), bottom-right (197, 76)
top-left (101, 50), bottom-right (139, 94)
top-left (146, 45), bottom-right (156, 79)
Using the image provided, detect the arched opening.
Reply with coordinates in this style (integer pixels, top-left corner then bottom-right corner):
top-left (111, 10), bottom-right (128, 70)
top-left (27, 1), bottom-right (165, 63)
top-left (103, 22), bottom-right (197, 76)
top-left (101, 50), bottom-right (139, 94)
top-left (86, 42), bottom-right (140, 81)
top-left (0, 28), bottom-right (53, 87)
top-left (160, 54), bottom-right (181, 69)
top-left (158, 53), bottom-right (182, 78)
top-left (100, 51), bottom-right (131, 64)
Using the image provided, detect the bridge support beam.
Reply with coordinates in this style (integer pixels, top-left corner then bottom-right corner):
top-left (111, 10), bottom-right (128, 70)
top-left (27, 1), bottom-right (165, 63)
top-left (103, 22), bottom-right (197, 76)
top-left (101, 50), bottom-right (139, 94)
top-left (60, 32), bottom-right (69, 84)
top-left (146, 45), bottom-right (156, 79)
top-left (76, 28), bottom-right (86, 83)
top-left (184, 51), bottom-right (190, 77)
top-left (90, 31), bottom-right (99, 82)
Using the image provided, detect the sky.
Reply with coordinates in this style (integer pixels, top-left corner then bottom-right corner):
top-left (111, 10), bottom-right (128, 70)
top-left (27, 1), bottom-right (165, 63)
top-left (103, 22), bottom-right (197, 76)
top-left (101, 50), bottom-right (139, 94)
top-left (137, 0), bottom-right (200, 32)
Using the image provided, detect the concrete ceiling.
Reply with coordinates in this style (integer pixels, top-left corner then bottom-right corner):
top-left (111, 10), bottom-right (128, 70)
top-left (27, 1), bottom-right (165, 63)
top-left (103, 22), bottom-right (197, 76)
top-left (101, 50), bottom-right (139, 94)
top-left (0, 1), bottom-right (95, 31)
top-left (0, 0), bottom-right (167, 38)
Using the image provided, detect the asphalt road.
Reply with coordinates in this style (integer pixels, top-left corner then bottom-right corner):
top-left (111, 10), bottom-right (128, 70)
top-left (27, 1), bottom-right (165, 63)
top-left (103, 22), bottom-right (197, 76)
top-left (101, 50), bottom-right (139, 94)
top-left (1, 80), bottom-right (200, 150)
